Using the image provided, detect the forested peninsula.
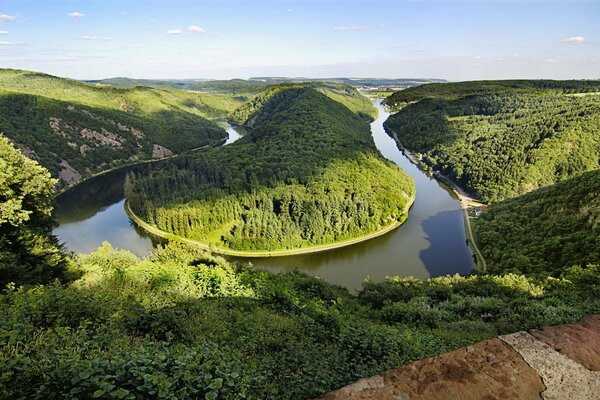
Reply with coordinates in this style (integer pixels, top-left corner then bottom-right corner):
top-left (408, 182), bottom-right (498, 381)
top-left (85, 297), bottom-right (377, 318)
top-left (126, 87), bottom-right (415, 253)
top-left (384, 80), bottom-right (600, 202)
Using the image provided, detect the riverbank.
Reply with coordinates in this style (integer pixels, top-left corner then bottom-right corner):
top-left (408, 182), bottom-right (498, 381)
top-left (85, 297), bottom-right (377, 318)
top-left (54, 144), bottom-right (212, 198)
top-left (54, 120), bottom-right (247, 198)
top-left (125, 195), bottom-right (415, 258)
top-left (385, 127), bottom-right (487, 272)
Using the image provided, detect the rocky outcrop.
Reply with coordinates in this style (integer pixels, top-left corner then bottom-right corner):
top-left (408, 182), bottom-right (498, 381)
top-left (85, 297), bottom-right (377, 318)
top-left (317, 315), bottom-right (600, 400)
top-left (152, 144), bottom-right (174, 159)
top-left (58, 160), bottom-right (81, 184)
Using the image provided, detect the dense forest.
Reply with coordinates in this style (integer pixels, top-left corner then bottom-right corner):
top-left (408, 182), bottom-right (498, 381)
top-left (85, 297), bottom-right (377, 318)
top-left (473, 170), bottom-right (599, 276)
top-left (384, 80), bottom-right (600, 202)
top-left (0, 69), bottom-right (240, 186)
top-left (0, 69), bottom-right (381, 188)
top-left (126, 87), bottom-right (414, 252)
top-left (2, 138), bottom-right (599, 398)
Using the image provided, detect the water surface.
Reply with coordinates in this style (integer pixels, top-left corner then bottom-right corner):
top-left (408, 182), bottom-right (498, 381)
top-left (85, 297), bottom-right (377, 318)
top-left (54, 103), bottom-right (474, 289)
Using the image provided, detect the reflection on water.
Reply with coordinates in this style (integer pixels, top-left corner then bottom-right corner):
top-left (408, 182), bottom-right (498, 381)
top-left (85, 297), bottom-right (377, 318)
top-left (54, 102), bottom-right (474, 290)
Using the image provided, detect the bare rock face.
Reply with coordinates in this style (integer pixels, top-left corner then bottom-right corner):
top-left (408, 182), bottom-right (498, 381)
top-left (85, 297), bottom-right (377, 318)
top-left (58, 160), bottom-right (82, 185)
top-left (152, 144), bottom-right (174, 159)
top-left (318, 339), bottom-right (544, 400)
top-left (530, 314), bottom-right (600, 371)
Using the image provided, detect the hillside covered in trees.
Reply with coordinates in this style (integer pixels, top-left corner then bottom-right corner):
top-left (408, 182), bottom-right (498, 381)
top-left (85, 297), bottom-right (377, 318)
top-left (0, 69), bottom-right (240, 187)
top-left (384, 80), bottom-right (600, 202)
top-left (126, 87), bottom-right (414, 252)
top-left (2, 136), bottom-right (599, 399)
top-left (473, 170), bottom-right (599, 276)
top-left (0, 69), bottom-right (379, 188)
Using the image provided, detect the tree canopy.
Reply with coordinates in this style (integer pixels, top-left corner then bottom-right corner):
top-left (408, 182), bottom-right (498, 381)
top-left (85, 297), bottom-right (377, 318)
top-left (126, 87), bottom-right (414, 251)
top-left (0, 135), bottom-right (67, 287)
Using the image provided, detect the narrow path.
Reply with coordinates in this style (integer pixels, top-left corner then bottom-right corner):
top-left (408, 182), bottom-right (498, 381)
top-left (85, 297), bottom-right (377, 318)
top-left (125, 196), bottom-right (415, 258)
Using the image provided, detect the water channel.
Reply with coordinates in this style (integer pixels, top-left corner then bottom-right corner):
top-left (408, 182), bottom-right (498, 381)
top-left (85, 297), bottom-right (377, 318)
top-left (54, 104), bottom-right (475, 290)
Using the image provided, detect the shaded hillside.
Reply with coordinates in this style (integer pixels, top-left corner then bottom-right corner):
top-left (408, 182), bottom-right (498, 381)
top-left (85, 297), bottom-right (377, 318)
top-left (0, 69), bottom-right (240, 186)
top-left (473, 170), bottom-right (600, 276)
top-left (126, 87), bottom-right (413, 252)
top-left (384, 80), bottom-right (600, 202)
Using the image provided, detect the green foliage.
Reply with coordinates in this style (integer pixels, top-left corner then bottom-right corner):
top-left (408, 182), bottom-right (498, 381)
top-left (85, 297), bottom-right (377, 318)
top-left (0, 69), bottom-right (236, 186)
top-left (0, 135), bottom-right (67, 287)
top-left (127, 87), bottom-right (414, 251)
top-left (229, 82), bottom-right (377, 124)
top-left (1, 241), bottom-right (598, 399)
top-left (384, 80), bottom-right (600, 202)
top-left (384, 79), bottom-right (600, 110)
top-left (473, 170), bottom-right (600, 276)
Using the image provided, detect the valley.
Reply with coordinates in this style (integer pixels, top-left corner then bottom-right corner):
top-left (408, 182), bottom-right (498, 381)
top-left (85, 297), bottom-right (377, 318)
top-left (2, 71), bottom-right (598, 399)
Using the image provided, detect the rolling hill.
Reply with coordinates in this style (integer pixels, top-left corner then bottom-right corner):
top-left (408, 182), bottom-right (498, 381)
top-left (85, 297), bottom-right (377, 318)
top-left (0, 69), bottom-right (242, 187)
top-left (384, 80), bottom-right (600, 202)
top-left (125, 87), bottom-right (414, 252)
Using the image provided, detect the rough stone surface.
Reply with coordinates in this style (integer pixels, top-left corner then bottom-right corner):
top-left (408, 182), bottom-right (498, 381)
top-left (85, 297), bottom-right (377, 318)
top-left (530, 314), bottom-right (600, 371)
top-left (317, 339), bottom-right (544, 400)
top-left (500, 331), bottom-right (600, 400)
top-left (58, 159), bottom-right (82, 184)
top-left (152, 144), bottom-right (174, 158)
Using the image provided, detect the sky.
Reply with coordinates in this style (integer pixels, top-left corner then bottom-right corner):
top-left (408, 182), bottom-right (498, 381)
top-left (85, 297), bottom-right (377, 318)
top-left (0, 0), bottom-right (598, 80)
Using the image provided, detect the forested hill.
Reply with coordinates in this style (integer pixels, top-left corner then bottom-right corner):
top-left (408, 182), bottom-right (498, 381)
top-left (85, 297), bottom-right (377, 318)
top-left (473, 170), bottom-right (599, 276)
top-left (384, 79), bottom-right (600, 110)
top-left (384, 80), bottom-right (600, 202)
top-left (126, 87), bottom-right (415, 252)
top-left (0, 69), bottom-right (240, 187)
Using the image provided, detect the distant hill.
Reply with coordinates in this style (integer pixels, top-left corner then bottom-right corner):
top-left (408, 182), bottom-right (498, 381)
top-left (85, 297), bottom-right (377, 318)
top-left (473, 170), bottom-right (600, 276)
top-left (0, 69), bottom-right (242, 187)
top-left (126, 87), bottom-right (414, 252)
top-left (384, 80), bottom-right (600, 202)
top-left (249, 77), bottom-right (446, 88)
top-left (88, 77), bottom-right (447, 93)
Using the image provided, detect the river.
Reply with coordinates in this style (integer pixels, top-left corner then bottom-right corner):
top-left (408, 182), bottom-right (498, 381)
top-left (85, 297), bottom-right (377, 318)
top-left (54, 104), bottom-right (474, 290)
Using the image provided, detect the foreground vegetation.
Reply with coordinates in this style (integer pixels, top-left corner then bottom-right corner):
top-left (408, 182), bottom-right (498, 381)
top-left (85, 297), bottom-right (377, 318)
top-left (384, 80), bottom-right (600, 202)
top-left (3, 241), bottom-right (598, 400)
top-left (473, 170), bottom-right (599, 276)
top-left (2, 112), bottom-right (599, 399)
top-left (126, 87), bottom-right (414, 252)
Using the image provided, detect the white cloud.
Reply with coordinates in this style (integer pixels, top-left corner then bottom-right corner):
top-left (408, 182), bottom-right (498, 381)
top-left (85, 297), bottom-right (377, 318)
top-left (68, 11), bottom-right (85, 18)
top-left (0, 41), bottom-right (27, 45)
top-left (563, 36), bottom-right (585, 44)
top-left (187, 25), bottom-right (206, 33)
top-left (166, 28), bottom-right (183, 35)
top-left (334, 25), bottom-right (364, 31)
top-left (334, 24), bottom-right (384, 31)
top-left (80, 35), bottom-right (111, 41)
top-left (0, 13), bottom-right (17, 21)
top-left (0, 30), bottom-right (8, 35)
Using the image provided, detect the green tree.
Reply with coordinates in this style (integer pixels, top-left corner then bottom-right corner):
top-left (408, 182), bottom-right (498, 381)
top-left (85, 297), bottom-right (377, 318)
top-left (0, 134), bottom-right (66, 287)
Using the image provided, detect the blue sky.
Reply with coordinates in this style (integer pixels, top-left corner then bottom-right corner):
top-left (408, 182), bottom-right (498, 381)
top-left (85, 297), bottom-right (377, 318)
top-left (0, 0), bottom-right (598, 80)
